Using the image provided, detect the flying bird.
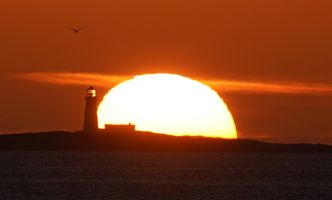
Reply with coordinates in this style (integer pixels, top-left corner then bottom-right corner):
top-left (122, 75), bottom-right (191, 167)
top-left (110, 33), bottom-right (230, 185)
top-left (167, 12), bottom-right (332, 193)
top-left (67, 26), bottom-right (88, 33)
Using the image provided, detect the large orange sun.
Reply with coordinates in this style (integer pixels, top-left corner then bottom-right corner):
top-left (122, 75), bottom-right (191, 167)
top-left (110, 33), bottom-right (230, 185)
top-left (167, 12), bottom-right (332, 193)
top-left (98, 74), bottom-right (237, 138)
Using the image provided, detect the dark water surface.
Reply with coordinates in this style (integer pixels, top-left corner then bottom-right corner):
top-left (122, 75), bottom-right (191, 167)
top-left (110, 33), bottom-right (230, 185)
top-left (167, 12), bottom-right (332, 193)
top-left (0, 151), bottom-right (331, 200)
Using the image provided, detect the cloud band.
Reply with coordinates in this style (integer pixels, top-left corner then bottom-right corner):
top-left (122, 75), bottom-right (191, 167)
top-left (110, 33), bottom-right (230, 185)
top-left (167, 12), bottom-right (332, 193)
top-left (16, 72), bottom-right (332, 95)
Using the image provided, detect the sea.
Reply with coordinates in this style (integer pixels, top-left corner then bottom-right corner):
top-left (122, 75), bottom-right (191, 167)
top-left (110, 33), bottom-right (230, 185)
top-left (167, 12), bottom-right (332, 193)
top-left (0, 151), bottom-right (331, 200)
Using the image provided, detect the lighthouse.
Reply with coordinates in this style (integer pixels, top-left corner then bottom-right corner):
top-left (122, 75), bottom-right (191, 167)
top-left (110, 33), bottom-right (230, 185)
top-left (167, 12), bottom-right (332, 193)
top-left (83, 86), bottom-right (98, 133)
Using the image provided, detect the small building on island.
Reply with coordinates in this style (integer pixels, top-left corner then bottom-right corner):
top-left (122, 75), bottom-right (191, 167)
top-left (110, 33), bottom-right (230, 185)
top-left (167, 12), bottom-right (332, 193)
top-left (105, 123), bottom-right (136, 133)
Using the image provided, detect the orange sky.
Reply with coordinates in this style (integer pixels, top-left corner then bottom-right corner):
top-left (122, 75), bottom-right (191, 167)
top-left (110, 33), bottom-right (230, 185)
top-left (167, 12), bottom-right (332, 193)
top-left (0, 0), bottom-right (331, 143)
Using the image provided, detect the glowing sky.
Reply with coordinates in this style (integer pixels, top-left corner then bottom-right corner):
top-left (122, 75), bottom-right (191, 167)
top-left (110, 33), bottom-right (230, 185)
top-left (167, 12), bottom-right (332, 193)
top-left (0, 0), bottom-right (331, 143)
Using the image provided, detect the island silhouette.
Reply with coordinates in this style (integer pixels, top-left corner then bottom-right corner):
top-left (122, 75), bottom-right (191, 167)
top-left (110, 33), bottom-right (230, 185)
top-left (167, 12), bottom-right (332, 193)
top-left (0, 130), bottom-right (332, 152)
top-left (0, 86), bottom-right (331, 152)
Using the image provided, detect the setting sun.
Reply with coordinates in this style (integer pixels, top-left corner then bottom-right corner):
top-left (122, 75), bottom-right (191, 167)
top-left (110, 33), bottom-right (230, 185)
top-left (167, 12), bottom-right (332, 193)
top-left (97, 74), bottom-right (237, 138)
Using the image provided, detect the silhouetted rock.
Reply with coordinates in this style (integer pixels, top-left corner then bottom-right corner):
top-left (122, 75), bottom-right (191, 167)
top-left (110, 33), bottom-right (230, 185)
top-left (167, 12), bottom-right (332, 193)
top-left (0, 131), bottom-right (331, 152)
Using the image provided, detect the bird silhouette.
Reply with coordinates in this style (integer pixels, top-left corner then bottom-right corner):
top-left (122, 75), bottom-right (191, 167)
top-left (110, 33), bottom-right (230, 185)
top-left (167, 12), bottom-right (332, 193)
top-left (67, 26), bottom-right (88, 33)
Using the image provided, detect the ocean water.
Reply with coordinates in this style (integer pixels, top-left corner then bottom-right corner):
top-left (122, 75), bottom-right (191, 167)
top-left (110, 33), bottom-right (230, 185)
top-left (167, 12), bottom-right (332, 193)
top-left (0, 152), bottom-right (331, 200)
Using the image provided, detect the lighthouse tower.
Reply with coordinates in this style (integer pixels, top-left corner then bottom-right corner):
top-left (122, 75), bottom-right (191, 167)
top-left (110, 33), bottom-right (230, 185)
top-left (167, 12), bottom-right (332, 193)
top-left (83, 86), bottom-right (98, 133)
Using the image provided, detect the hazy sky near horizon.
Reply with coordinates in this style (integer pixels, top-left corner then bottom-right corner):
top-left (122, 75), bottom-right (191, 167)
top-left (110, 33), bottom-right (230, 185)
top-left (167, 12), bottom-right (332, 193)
top-left (0, 0), bottom-right (331, 143)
